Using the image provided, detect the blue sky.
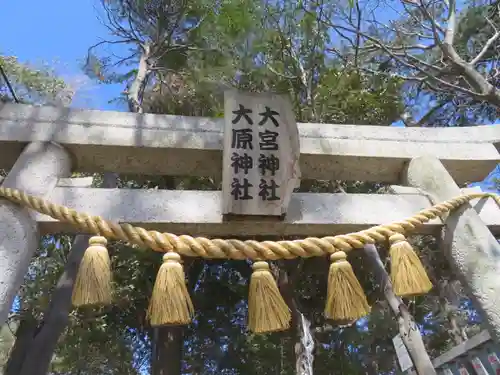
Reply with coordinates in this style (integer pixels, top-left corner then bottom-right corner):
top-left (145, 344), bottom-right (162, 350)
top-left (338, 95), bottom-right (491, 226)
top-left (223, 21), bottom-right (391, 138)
top-left (0, 0), bottom-right (125, 111)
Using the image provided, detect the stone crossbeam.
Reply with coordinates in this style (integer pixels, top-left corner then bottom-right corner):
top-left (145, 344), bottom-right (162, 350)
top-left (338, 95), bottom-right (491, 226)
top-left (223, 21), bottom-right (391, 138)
top-left (0, 103), bottom-right (499, 183)
top-left (32, 186), bottom-right (500, 237)
top-left (0, 176), bottom-right (94, 187)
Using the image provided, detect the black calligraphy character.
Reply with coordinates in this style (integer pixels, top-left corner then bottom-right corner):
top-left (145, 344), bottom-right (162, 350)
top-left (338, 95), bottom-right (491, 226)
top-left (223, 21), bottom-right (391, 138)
top-left (232, 128), bottom-right (254, 150)
top-left (232, 104), bottom-right (253, 125)
top-left (259, 179), bottom-right (280, 201)
top-left (231, 152), bottom-right (253, 174)
top-left (258, 129), bottom-right (279, 151)
top-left (258, 154), bottom-right (280, 176)
top-left (231, 178), bottom-right (253, 200)
top-left (258, 106), bottom-right (280, 127)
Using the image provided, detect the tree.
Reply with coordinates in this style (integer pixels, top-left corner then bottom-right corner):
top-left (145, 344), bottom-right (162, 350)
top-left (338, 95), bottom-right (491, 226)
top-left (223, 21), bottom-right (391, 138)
top-left (0, 55), bottom-right (72, 105)
top-left (3, 1), bottom-right (477, 374)
top-left (87, 2), bottom-right (410, 371)
top-left (80, 1), bottom-right (417, 374)
top-left (309, 0), bottom-right (500, 126)
top-left (84, 2), bottom-right (267, 373)
top-left (286, 1), bottom-right (494, 364)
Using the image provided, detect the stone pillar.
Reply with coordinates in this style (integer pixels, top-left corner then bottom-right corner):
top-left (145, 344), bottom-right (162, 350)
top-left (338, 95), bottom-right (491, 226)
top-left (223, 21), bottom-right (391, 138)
top-left (405, 156), bottom-right (500, 342)
top-left (0, 142), bottom-right (71, 323)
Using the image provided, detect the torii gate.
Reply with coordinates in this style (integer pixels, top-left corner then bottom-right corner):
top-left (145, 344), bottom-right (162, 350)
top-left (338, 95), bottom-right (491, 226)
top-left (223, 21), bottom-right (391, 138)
top-left (1, 101), bottom-right (500, 364)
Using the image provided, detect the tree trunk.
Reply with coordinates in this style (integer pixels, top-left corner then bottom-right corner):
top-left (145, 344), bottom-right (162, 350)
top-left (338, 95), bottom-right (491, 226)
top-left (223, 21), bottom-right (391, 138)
top-left (151, 326), bottom-right (183, 375)
top-left (126, 44), bottom-right (192, 375)
top-left (4, 317), bottom-right (37, 375)
top-left (128, 43), bottom-right (150, 114)
top-left (14, 236), bottom-right (89, 375)
top-left (363, 244), bottom-right (436, 375)
top-left (277, 262), bottom-right (315, 375)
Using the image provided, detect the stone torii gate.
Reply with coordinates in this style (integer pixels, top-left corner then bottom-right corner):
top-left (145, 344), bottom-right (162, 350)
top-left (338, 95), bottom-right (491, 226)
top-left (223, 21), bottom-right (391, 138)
top-left (1, 102), bottom-right (500, 365)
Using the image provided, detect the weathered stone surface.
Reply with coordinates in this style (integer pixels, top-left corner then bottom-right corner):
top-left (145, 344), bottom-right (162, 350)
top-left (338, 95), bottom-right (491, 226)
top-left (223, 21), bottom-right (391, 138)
top-left (0, 176), bottom-right (93, 187)
top-left (405, 156), bottom-right (500, 343)
top-left (3, 102), bottom-right (500, 144)
top-left (25, 187), bottom-right (500, 237)
top-left (0, 103), bottom-right (498, 183)
top-left (0, 142), bottom-right (71, 323)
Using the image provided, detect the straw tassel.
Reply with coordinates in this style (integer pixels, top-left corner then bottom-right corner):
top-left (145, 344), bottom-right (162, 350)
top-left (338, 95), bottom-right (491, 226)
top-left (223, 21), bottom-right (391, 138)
top-left (248, 261), bottom-right (291, 334)
top-left (389, 233), bottom-right (432, 297)
top-left (72, 236), bottom-right (112, 307)
top-left (148, 252), bottom-right (193, 326)
top-left (324, 251), bottom-right (370, 322)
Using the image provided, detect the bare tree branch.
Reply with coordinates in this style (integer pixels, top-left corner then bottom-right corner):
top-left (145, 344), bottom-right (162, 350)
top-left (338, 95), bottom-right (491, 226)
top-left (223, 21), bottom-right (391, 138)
top-left (403, 99), bottom-right (447, 126)
top-left (443, 0), bottom-right (457, 45)
top-left (307, 0), bottom-right (500, 112)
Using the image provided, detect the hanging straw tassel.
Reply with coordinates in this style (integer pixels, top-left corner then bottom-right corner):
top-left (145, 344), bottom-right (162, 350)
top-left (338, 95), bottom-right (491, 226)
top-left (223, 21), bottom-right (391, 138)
top-left (324, 251), bottom-right (370, 322)
top-left (389, 233), bottom-right (432, 297)
top-left (148, 252), bottom-right (193, 326)
top-left (248, 261), bottom-right (291, 334)
top-left (72, 236), bottom-right (112, 307)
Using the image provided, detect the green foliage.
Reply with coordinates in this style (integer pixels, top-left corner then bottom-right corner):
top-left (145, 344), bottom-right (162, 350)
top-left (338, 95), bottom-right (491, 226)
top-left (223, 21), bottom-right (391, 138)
top-left (311, 69), bottom-right (403, 125)
top-left (455, 1), bottom-right (500, 63)
top-left (50, 316), bottom-right (139, 375)
top-left (0, 55), bottom-right (71, 105)
top-left (20, 237), bottom-right (72, 317)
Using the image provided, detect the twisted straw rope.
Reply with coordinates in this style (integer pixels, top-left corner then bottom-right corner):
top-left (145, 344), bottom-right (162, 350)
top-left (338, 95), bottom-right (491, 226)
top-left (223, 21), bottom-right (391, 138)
top-left (0, 187), bottom-right (497, 260)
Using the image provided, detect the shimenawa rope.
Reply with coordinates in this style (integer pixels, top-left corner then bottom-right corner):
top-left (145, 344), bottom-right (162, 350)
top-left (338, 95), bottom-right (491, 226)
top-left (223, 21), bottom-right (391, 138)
top-left (0, 186), bottom-right (497, 333)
